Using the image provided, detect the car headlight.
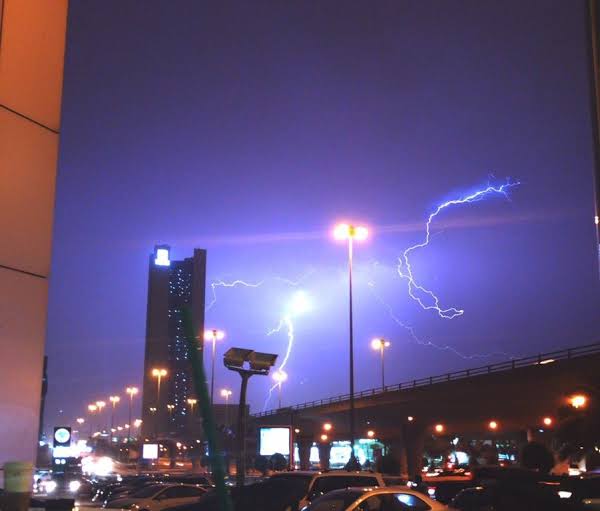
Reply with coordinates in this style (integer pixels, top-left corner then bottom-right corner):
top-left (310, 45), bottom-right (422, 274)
top-left (69, 481), bottom-right (82, 492)
top-left (45, 481), bottom-right (58, 493)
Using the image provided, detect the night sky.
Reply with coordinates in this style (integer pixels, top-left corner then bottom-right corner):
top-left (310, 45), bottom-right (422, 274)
top-left (45, 0), bottom-right (600, 434)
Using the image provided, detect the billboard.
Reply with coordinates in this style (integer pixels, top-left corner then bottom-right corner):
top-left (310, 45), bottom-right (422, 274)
top-left (142, 443), bottom-right (159, 460)
top-left (258, 427), bottom-right (290, 456)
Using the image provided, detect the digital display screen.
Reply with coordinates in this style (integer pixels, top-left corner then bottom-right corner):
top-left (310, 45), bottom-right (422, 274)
top-left (142, 443), bottom-right (159, 459)
top-left (259, 427), bottom-right (290, 456)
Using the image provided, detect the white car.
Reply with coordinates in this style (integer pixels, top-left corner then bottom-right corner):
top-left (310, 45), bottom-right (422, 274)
top-left (104, 483), bottom-right (206, 511)
top-left (271, 470), bottom-right (388, 509)
top-left (302, 486), bottom-right (447, 511)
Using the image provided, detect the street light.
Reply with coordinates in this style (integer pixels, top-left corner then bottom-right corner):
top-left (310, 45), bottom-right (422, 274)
top-left (221, 388), bottom-right (233, 427)
top-left (151, 368), bottom-right (168, 403)
top-left (125, 386), bottom-right (138, 442)
top-left (187, 398), bottom-right (197, 416)
top-left (569, 394), bottom-right (588, 409)
top-left (96, 401), bottom-right (106, 431)
top-left (272, 369), bottom-right (288, 409)
top-left (488, 420), bottom-right (499, 431)
top-left (434, 424), bottom-right (445, 434)
top-left (333, 222), bottom-right (368, 469)
top-left (543, 417), bottom-right (553, 427)
top-left (323, 423), bottom-right (333, 432)
top-left (224, 347), bottom-right (277, 487)
top-left (167, 404), bottom-right (175, 420)
top-left (88, 404), bottom-right (97, 437)
top-left (371, 338), bottom-right (391, 389)
top-left (204, 329), bottom-right (225, 405)
top-left (109, 396), bottom-right (120, 432)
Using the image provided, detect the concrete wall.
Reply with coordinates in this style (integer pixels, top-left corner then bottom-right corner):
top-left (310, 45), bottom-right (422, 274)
top-left (0, 0), bottom-right (68, 469)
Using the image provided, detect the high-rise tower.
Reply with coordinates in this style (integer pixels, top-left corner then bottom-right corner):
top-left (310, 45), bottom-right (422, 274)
top-left (141, 245), bottom-right (206, 439)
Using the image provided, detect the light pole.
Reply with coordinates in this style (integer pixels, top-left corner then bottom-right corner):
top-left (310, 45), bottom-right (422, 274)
top-left (371, 338), bottom-right (391, 389)
top-left (125, 386), bottom-right (138, 443)
top-left (204, 329), bottom-right (225, 405)
top-left (220, 389), bottom-right (232, 427)
top-left (167, 404), bottom-right (175, 422)
top-left (152, 368), bottom-right (167, 437)
top-left (187, 398), bottom-right (197, 416)
top-left (87, 404), bottom-right (97, 437)
top-left (95, 401), bottom-right (106, 432)
top-left (151, 368), bottom-right (168, 404)
top-left (109, 396), bottom-right (120, 433)
top-left (272, 369), bottom-right (288, 409)
top-left (224, 348), bottom-right (277, 487)
top-left (333, 222), bottom-right (368, 468)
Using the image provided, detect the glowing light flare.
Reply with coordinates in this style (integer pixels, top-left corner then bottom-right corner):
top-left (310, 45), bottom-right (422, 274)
top-left (320, 434), bottom-right (328, 442)
top-left (367, 430), bottom-right (375, 438)
top-left (434, 424), bottom-right (445, 434)
top-left (289, 290), bottom-right (311, 316)
top-left (126, 386), bottom-right (139, 396)
top-left (272, 369), bottom-right (288, 383)
top-left (323, 423), bottom-right (333, 432)
top-left (95, 401), bottom-right (106, 411)
top-left (220, 388), bottom-right (232, 399)
top-left (569, 394), bottom-right (588, 409)
top-left (407, 416), bottom-right (414, 422)
top-left (371, 338), bottom-right (391, 350)
top-left (152, 368), bottom-right (167, 377)
top-left (333, 223), bottom-right (369, 241)
top-left (109, 396), bottom-right (120, 404)
top-left (88, 404), bottom-right (97, 412)
top-left (397, 180), bottom-right (520, 319)
top-left (488, 420), bottom-right (499, 430)
top-left (204, 329), bottom-right (225, 341)
top-left (543, 417), bottom-right (553, 427)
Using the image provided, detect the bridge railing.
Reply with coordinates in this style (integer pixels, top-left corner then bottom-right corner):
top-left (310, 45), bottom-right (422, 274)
top-left (252, 341), bottom-right (600, 418)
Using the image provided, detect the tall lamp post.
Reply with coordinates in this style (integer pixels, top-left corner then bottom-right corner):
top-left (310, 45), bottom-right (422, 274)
top-left (224, 347), bottom-right (277, 487)
top-left (371, 338), bottom-right (391, 389)
top-left (109, 395), bottom-right (120, 433)
top-left (204, 329), bottom-right (225, 405)
top-left (272, 369), bottom-right (288, 409)
top-left (87, 404), bottom-right (97, 437)
top-left (125, 386), bottom-right (138, 442)
top-left (151, 368), bottom-right (167, 437)
top-left (187, 398), bottom-right (197, 416)
top-left (333, 222), bottom-right (368, 468)
top-left (95, 401), bottom-right (106, 432)
top-left (220, 389), bottom-right (232, 427)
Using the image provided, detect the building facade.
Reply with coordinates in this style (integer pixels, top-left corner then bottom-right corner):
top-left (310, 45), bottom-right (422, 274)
top-left (141, 246), bottom-right (207, 440)
top-left (0, 0), bottom-right (68, 472)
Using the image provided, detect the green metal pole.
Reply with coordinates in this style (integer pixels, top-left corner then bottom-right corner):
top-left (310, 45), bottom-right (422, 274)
top-left (182, 307), bottom-right (233, 511)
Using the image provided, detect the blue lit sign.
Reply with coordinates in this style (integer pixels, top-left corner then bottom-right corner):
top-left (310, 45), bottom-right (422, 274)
top-left (155, 248), bottom-right (170, 267)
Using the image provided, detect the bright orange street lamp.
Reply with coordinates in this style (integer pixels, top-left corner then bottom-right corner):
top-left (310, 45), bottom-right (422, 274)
top-left (569, 394), bottom-right (588, 409)
top-left (125, 386), bottom-right (138, 442)
top-left (371, 338), bottom-right (391, 389)
top-left (109, 396), bottom-right (120, 432)
top-left (333, 222), bottom-right (369, 467)
top-left (204, 329), bottom-right (225, 405)
top-left (151, 368), bottom-right (167, 404)
top-left (187, 398), bottom-right (197, 416)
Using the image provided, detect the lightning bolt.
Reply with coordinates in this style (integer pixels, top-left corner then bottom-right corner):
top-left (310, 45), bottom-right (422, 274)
top-left (263, 315), bottom-right (294, 411)
top-left (206, 268), bottom-right (315, 311)
top-left (398, 179), bottom-right (520, 318)
top-left (368, 281), bottom-right (518, 360)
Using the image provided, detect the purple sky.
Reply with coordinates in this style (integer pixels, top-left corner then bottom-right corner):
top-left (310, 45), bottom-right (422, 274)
top-left (45, 0), bottom-right (600, 434)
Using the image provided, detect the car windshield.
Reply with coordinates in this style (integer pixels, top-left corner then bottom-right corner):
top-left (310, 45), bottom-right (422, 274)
top-left (307, 490), bottom-right (365, 511)
top-left (130, 484), bottom-right (164, 498)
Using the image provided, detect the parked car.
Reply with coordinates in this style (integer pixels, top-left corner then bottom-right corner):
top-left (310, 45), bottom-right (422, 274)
top-left (270, 471), bottom-right (387, 509)
top-left (303, 486), bottom-right (447, 510)
top-left (103, 483), bottom-right (206, 511)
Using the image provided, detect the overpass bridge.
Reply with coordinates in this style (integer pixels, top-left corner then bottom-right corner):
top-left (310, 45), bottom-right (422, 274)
top-left (251, 342), bottom-right (600, 475)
